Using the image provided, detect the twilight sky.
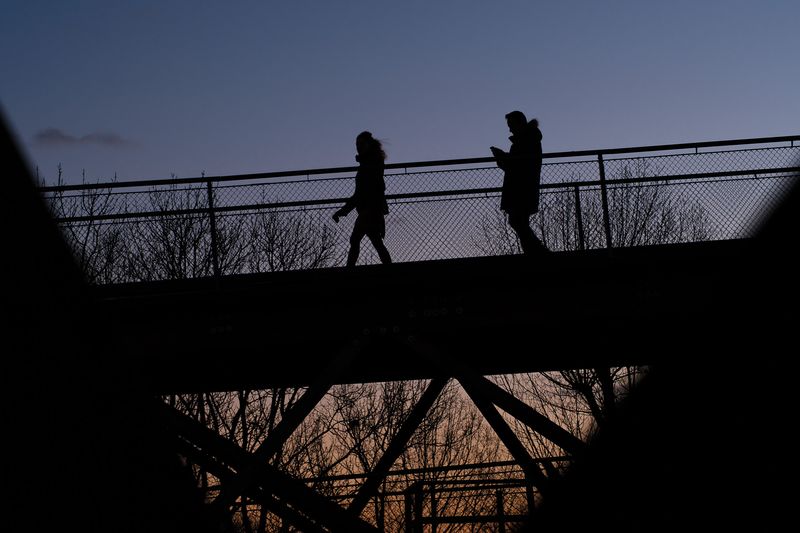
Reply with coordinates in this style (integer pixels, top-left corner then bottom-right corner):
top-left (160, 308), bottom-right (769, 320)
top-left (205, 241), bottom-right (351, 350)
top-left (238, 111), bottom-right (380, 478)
top-left (2, 0), bottom-right (798, 185)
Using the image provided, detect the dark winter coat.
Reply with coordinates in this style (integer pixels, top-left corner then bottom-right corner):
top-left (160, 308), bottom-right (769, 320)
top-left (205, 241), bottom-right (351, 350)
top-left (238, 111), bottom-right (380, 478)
top-left (498, 121), bottom-right (543, 215)
top-left (340, 151), bottom-right (389, 217)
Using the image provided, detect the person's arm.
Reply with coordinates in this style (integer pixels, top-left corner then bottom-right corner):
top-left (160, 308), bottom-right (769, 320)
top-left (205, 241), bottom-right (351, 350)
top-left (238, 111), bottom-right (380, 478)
top-left (490, 146), bottom-right (507, 170)
top-left (503, 143), bottom-right (537, 176)
top-left (332, 196), bottom-right (355, 222)
top-left (333, 171), bottom-right (359, 222)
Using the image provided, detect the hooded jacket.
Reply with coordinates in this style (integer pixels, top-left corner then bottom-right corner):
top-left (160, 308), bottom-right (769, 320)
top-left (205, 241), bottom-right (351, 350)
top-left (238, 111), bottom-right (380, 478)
top-left (499, 120), bottom-right (543, 215)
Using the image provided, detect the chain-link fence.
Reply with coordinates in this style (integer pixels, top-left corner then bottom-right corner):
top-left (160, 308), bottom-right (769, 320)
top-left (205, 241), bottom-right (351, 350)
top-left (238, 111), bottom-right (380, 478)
top-left (38, 136), bottom-right (800, 284)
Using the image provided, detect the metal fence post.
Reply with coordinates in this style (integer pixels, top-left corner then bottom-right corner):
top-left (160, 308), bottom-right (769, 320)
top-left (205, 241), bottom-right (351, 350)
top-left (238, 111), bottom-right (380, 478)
top-left (526, 483), bottom-right (535, 514)
top-left (496, 489), bottom-right (506, 533)
top-left (378, 491), bottom-right (385, 532)
top-left (573, 185), bottom-right (586, 250)
top-left (430, 485), bottom-right (437, 533)
top-left (413, 482), bottom-right (424, 533)
top-left (206, 179), bottom-right (221, 278)
top-left (404, 489), bottom-right (412, 533)
top-left (598, 153), bottom-right (613, 248)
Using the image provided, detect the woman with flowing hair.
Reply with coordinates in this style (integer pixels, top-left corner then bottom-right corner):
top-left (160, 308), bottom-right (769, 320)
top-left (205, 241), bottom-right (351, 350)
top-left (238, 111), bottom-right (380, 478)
top-left (332, 131), bottom-right (392, 267)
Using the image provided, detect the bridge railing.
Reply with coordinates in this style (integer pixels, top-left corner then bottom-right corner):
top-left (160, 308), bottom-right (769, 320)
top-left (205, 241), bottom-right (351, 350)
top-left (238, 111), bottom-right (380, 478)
top-left (202, 458), bottom-right (567, 532)
top-left (37, 135), bottom-right (800, 284)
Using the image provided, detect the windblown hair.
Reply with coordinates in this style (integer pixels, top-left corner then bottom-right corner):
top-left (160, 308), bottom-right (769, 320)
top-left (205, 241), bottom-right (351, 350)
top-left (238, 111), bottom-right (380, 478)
top-left (357, 130), bottom-right (387, 161)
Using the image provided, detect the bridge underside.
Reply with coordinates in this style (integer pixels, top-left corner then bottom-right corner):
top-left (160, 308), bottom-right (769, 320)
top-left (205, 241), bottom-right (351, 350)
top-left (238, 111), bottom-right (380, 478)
top-left (96, 237), bottom-right (760, 393)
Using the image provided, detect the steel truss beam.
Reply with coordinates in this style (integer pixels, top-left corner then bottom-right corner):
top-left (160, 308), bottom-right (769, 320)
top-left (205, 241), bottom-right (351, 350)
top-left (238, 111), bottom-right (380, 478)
top-left (213, 340), bottom-right (363, 509)
top-left (158, 399), bottom-right (378, 533)
top-left (348, 377), bottom-right (449, 515)
top-left (459, 377), bottom-right (549, 488)
top-left (402, 336), bottom-right (585, 490)
top-left (463, 375), bottom-right (586, 456)
top-left (172, 432), bottom-right (327, 533)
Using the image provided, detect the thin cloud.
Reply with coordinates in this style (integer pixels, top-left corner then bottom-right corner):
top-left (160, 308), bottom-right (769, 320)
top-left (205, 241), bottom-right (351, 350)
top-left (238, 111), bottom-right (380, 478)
top-left (34, 128), bottom-right (78, 145)
top-left (33, 128), bottom-right (137, 148)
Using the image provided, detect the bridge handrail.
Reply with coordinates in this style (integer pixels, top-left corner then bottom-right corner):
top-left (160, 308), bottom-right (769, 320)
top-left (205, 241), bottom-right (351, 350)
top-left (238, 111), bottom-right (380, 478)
top-left (38, 134), bottom-right (800, 279)
top-left (35, 134), bottom-right (800, 193)
top-left (46, 165), bottom-right (800, 224)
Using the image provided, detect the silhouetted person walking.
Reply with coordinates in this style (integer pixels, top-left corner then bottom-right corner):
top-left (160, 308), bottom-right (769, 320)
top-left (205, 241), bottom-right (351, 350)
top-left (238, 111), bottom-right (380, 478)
top-left (490, 110), bottom-right (548, 255)
top-left (333, 131), bottom-right (393, 267)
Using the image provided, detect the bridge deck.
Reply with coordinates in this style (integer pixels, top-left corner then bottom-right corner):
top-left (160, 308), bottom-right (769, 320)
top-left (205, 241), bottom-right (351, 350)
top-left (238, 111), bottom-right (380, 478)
top-left (92, 239), bottom-right (755, 393)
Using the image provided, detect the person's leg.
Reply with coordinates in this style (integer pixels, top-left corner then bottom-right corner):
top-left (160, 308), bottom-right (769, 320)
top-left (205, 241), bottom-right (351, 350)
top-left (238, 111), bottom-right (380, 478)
top-left (508, 212), bottom-right (547, 255)
top-left (365, 214), bottom-right (391, 264)
top-left (367, 232), bottom-right (392, 264)
top-left (347, 216), bottom-right (367, 267)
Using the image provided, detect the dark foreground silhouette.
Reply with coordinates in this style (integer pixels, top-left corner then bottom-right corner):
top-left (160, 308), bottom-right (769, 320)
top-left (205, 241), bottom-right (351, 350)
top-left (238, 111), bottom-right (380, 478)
top-left (2, 114), bottom-right (225, 532)
top-left (520, 165), bottom-right (799, 532)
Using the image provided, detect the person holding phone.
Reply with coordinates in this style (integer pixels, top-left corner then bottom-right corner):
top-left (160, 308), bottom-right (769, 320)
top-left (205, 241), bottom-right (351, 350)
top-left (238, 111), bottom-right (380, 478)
top-left (491, 110), bottom-right (548, 255)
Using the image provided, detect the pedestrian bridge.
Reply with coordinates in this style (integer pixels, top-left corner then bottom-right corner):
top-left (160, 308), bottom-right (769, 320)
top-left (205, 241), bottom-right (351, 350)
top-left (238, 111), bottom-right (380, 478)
top-left (34, 134), bottom-right (800, 391)
top-left (22, 135), bottom-right (789, 394)
top-left (8, 118), bottom-right (799, 532)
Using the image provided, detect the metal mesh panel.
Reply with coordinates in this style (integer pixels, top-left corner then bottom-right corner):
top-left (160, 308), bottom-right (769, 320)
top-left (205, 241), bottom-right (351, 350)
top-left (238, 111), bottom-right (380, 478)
top-left (603, 146), bottom-right (800, 177)
top-left (39, 138), bottom-right (800, 283)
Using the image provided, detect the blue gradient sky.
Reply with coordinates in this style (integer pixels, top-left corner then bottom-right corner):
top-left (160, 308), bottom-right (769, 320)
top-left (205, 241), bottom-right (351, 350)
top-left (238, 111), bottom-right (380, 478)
top-left (2, 0), bottom-right (798, 185)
